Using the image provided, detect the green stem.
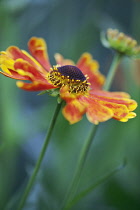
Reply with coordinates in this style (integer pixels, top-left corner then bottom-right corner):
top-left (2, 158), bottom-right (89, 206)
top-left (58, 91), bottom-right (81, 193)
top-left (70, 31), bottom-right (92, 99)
top-left (17, 101), bottom-right (62, 210)
top-left (61, 52), bottom-right (123, 210)
top-left (61, 124), bottom-right (98, 210)
top-left (67, 160), bottom-right (126, 210)
top-left (103, 53), bottom-right (122, 91)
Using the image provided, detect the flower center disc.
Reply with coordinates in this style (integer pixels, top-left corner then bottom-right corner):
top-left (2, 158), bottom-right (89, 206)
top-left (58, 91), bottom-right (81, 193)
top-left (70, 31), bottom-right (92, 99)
top-left (48, 65), bottom-right (90, 94)
top-left (57, 65), bottom-right (86, 81)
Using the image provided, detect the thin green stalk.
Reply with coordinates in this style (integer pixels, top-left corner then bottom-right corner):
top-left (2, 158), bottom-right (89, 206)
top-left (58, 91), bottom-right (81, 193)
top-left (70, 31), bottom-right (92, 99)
top-left (61, 52), bottom-right (123, 210)
top-left (61, 124), bottom-right (98, 210)
top-left (17, 101), bottom-right (63, 210)
top-left (103, 52), bottom-right (122, 91)
top-left (66, 159), bottom-right (126, 210)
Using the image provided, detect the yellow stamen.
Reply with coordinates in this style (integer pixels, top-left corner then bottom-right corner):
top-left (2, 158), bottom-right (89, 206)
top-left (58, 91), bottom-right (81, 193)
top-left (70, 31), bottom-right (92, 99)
top-left (48, 65), bottom-right (90, 94)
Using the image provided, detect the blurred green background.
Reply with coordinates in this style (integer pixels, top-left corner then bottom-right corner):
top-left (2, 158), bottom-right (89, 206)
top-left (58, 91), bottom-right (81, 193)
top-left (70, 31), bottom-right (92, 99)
top-left (0, 0), bottom-right (140, 209)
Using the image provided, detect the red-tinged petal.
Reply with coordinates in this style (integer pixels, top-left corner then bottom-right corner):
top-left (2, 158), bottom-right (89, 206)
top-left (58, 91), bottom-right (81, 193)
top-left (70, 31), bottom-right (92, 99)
top-left (90, 91), bottom-right (138, 112)
top-left (85, 99), bottom-right (113, 124)
top-left (0, 69), bottom-right (30, 80)
top-left (76, 53), bottom-right (105, 90)
top-left (90, 90), bottom-right (131, 99)
top-left (118, 112), bottom-right (137, 122)
top-left (7, 46), bottom-right (34, 62)
top-left (0, 51), bottom-right (36, 80)
top-left (16, 81), bottom-right (55, 91)
top-left (6, 46), bottom-right (46, 74)
top-left (28, 37), bottom-right (51, 71)
top-left (54, 53), bottom-right (75, 66)
top-left (0, 55), bottom-right (36, 81)
top-left (96, 100), bottom-right (130, 120)
top-left (62, 99), bottom-right (86, 124)
top-left (21, 50), bottom-right (48, 74)
top-left (14, 59), bottom-right (48, 82)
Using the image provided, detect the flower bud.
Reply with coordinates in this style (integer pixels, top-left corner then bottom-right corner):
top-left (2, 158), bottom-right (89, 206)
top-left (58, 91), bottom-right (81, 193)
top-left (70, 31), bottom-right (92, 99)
top-left (101, 28), bottom-right (140, 58)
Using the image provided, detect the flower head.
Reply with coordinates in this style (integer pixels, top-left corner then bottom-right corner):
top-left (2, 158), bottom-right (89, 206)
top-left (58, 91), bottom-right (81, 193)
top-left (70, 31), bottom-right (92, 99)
top-left (48, 65), bottom-right (90, 94)
top-left (0, 37), bottom-right (138, 124)
top-left (102, 28), bottom-right (140, 57)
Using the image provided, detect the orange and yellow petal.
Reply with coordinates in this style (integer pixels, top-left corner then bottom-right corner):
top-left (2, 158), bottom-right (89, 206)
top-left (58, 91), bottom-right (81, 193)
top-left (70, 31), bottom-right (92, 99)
top-left (76, 53), bottom-right (105, 90)
top-left (28, 37), bottom-right (51, 71)
top-left (60, 85), bottom-right (137, 124)
top-left (6, 46), bottom-right (46, 74)
top-left (0, 69), bottom-right (31, 80)
top-left (91, 90), bottom-right (131, 99)
top-left (16, 81), bottom-right (55, 91)
top-left (62, 99), bottom-right (86, 124)
top-left (0, 51), bottom-right (15, 72)
top-left (21, 50), bottom-right (47, 74)
top-left (0, 64), bottom-right (14, 76)
top-left (96, 100), bottom-right (130, 120)
top-left (54, 53), bottom-right (75, 66)
top-left (86, 99), bottom-right (114, 124)
top-left (14, 59), bottom-right (48, 82)
top-left (0, 50), bottom-right (31, 80)
top-left (91, 91), bottom-right (138, 112)
top-left (7, 46), bottom-right (34, 62)
top-left (118, 112), bottom-right (137, 122)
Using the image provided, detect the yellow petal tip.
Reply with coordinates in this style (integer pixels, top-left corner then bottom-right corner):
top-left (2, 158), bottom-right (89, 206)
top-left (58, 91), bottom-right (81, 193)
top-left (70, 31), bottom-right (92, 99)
top-left (16, 81), bottom-right (24, 88)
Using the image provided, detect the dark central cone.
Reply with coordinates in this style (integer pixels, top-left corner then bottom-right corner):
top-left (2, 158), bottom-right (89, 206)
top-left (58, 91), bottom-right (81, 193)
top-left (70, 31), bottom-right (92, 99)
top-left (57, 65), bottom-right (86, 81)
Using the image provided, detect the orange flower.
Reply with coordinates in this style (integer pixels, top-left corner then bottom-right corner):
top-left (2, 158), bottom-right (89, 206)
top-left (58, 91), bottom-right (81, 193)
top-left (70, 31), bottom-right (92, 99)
top-left (0, 37), bottom-right (137, 124)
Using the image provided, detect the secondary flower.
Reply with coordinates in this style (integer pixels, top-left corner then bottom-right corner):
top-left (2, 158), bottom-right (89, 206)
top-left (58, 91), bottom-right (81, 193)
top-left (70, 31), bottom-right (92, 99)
top-left (0, 37), bottom-right (137, 124)
top-left (101, 28), bottom-right (140, 57)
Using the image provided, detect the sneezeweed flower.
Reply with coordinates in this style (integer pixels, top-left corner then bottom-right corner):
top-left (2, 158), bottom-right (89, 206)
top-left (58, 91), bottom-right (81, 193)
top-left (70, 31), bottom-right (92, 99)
top-left (0, 37), bottom-right (138, 124)
top-left (101, 28), bottom-right (140, 57)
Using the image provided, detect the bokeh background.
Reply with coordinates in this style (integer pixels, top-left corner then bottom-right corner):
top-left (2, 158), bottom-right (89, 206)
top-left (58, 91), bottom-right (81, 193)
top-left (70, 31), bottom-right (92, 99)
top-left (0, 0), bottom-right (140, 209)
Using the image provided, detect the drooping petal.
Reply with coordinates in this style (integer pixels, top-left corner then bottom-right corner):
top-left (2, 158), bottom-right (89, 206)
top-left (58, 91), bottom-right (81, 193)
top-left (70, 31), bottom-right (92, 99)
top-left (85, 98), bottom-right (113, 124)
top-left (86, 91), bottom-right (137, 122)
top-left (119, 112), bottom-right (137, 122)
top-left (96, 100), bottom-right (130, 120)
top-left (16, 81), bottom-right (55, 91)
top-left (0, 69), bottom-right (31, 80)
top-left (14, 59), bottom-right (48, 82)
top-left (6, 46), bottom-right (26, 60)
top-left (21, 50), bottom-right (48, 74)
top-left (62, 99), bottom-right (86, 124)
top-left (28, 37), bottom-right (51, 71)
top-left (0, 50), bottom-right (32, 80)
top-left (76, 53), bottom-right (105, 90)
top-left (90, 90), bottom-right (131, 99)
top-left (54, 53), bottom-right (75, 66)
top-left (7, 46), bottom-right (37, 64)
top-left (6, 46), bottom-right (46, 74)
top-left (90, 90), bottom-right (138, 112)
